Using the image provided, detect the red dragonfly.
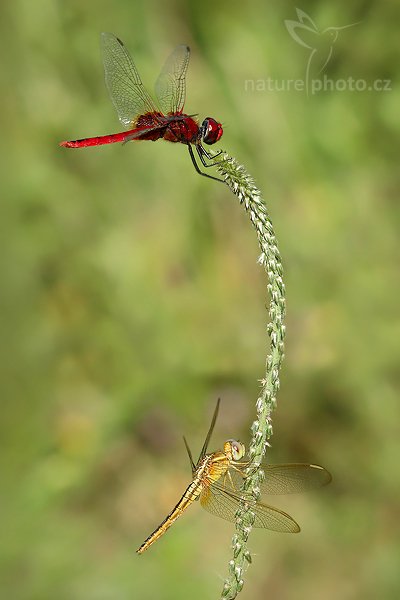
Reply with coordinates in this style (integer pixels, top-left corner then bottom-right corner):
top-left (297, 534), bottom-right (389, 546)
top-left (60, 33), bottom-right (224, 183)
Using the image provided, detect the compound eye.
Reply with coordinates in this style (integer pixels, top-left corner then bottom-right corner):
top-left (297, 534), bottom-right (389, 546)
top-left (227, 439), bottom-right (245, 461)
top-left (202, 117), bottom-right (223, 145)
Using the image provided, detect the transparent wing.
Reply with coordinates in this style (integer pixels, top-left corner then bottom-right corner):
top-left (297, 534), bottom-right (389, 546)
top-left (183, 400), bottom-right (220, 478)
top-left (123, 124), bottom-right (168, 142)
top-left (228, 463), bottom-right (332, 495)
top-left (262, 464), bottom-right (332, 494)
top-left (100, 32), bottom-right (159, 127)
top-left (198, 398), bottom-right (220, 465)
top-left (200, 483), bottom-right (300, 533)
top-left (154, 45), bottom-right (190, 115)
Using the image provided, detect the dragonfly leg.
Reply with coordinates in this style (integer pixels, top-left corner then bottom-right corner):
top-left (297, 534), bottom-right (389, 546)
top-left (240, 464), bottom-right (259, 479)
top-left (196, 144), bottom-right (228, 168)
top-left (187, 145), bottom-right (226, 184)
top-left (226, 470), bottom-right (237, 491)
top-left (229, 461), bottom-right (258, 485)
top-left (221, 471), bottom-right (239, 491)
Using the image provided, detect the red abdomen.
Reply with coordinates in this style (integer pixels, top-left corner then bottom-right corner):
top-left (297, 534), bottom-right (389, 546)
top-left (59, 131), bottom-right (129, 148)
top-left (59, 113), bottom-right (199, 148)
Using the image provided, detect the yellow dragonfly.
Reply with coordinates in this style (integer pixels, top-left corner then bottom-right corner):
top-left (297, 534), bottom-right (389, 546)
top-left (137, 399), bottom-right (331, 554)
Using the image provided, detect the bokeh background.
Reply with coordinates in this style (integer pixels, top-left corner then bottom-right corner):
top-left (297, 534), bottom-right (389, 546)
top-left (1, 0), bottom-right (399, 598)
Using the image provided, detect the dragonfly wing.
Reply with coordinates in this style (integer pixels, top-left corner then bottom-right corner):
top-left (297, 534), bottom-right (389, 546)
top-left (183, 436), bottom-right (196, 477)
top-left (197, 398), bottom-right (220, 465)
top-left (154, 45), bottom-right (190, 115)
top-left (226, 463), bottom-right (331, 495)
top-left (122, 124), bottom-right (167, 143)
top-left (200, 483), bottom-right (300, 533)
top-left (100, 32), bottom-right (159, 127)
top-left (262, 464), bottom-right (332, 494)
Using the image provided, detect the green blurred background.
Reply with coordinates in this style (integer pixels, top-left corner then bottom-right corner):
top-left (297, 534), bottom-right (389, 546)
top-left (1, 0), bottom-right (399, 598)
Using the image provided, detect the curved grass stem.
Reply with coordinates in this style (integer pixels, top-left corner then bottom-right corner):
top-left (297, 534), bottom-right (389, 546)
top-left (213, 152), bottom-right (286, 599)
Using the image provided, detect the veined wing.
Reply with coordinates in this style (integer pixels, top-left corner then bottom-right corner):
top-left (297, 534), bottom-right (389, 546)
top-left (183, 399), bottom-right (221, 477)
top-left (262, 463), bottom-right (332, 494)
top-left (123, 123), bottom-right (168, 143)
top-left (154, 45), bottom-right (190, 115)
top-left (228, 463), bottom-right (332, 495)
top-left (200, 483), bottom-right (300, 533)
top-left (101, 32), bottom-right (159, 127)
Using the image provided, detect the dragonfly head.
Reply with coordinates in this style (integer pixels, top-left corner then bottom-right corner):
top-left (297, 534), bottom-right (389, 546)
top-left (200, 117), bottom-right (223, 145)
top-left (224, 439), bottom-right (245, 461)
